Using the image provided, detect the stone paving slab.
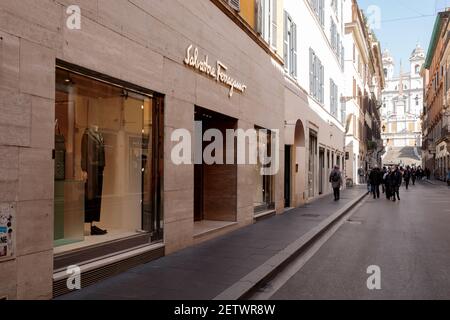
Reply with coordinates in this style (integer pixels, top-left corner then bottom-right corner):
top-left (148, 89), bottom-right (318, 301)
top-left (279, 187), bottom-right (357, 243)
top-left (58, 187), bottom-right (367, 300)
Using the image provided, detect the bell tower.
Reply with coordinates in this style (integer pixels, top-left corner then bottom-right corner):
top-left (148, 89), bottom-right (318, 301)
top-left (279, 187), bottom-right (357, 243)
top-left (410, 43), bottom-right (425, 76)
top-left (382, 49), bottom-right (395, 80)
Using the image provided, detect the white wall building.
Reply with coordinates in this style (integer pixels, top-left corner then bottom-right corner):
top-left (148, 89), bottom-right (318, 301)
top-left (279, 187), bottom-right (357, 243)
top-left (381, 45), bottom-right (425, 149)
top-left (342, 0), bottom-right (370, 184)
top-left (283, 0), bottom-right (347, 206)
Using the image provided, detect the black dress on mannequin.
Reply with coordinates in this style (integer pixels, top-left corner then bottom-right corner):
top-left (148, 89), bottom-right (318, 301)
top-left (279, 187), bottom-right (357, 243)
top-left (81, 128), bottom-right (106, 234)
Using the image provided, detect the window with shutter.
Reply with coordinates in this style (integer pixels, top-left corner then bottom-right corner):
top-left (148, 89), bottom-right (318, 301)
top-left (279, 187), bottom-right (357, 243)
top-left (271, 0), bottom-right (277, 49)
top-left (341, 99), bottom-right (346, 124)
top-left (336, 33), bottom-right (340, 57)
top-left (228, 0), bottom-right (240, 11)
top-left (292, 23), bottom-right (297, 77)
top-left (309, 0), bottom-right (323, 27)
top-left (330, 79), bottom-right (334, 115)
top-left (335, 84), bottom-right (339, 116)
top-left (320, 63), bottom-right (324, 103)
top-left (314, 54), bottom-right (320, 100)
top-left (283, 12), bottom-right (297, 78)
top-left (310, 50), bottom-right (313, 91)
top-left (330, 20), bottom-right (336, 51)
top-left (260, 0), bottom-right (269, 42)
top-left (334, 82), bottom-right (337, 116)
top-left (283, 11), bottom-right (288, 69)
top-left (319, 0), bottom-right (324, 26)
top-left (256, 0), bottom-right (263, 35)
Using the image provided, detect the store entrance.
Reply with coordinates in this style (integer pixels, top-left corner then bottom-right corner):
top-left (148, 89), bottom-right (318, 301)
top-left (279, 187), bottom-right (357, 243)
top-left (319, 148), bottom-right (325, 195)
top-left (284, 145), bottom-right (291, 208)
top-left (194, 107), bottom-right (237, 230)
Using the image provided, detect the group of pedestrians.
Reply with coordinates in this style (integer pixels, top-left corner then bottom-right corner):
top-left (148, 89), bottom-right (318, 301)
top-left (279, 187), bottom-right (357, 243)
top-left (328, 165), bottom-right (431, 202)
top-left (366, 165), bottom-right (425, 202)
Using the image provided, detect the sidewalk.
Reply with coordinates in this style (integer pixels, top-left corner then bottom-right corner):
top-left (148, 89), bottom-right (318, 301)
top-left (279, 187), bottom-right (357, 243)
top-left (58, 187), bottom-right (367, 300)
top-left (423, 178), bottom-right (449, 187)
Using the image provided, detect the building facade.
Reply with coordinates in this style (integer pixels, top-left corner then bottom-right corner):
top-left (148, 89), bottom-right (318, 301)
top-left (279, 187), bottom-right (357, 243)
top-left (0, 0), bottom-right (385, 300)
top-left (380, 45), bottom-right (424, 166)
top-left (423, 10), bottom-right (450, 181)
top-left (282, 0), bottom-right (347, 207)
top-left (0, 0), bottom-right (289, 299)
top-left (342, 0), bottom-right (384, 185)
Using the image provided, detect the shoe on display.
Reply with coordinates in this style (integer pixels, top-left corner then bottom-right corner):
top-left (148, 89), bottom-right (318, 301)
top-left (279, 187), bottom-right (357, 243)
top-left (91, 225), bottom-right (108, 236)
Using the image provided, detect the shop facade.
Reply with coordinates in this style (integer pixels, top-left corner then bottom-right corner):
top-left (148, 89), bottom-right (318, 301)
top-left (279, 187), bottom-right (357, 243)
top-left (436, 140), bottom-right (450, 180)
top-left (0, 0), bottom-right (284, 299)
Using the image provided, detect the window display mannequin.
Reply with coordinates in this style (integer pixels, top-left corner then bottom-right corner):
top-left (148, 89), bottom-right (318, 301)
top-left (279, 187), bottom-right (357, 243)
top-left (81, 125), bottom-right (107, 236)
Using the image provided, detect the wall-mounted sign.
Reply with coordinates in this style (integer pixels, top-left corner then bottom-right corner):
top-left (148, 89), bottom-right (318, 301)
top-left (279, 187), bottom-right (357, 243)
top-left (0, 203), bottom-right (14, 260)
top-left (184, 44), bottom-right (247, 98)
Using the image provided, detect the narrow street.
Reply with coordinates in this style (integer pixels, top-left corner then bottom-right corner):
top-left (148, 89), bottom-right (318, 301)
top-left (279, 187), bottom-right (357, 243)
top-left (1, 0), bottom-right (450, 306)
top-left (270, 182), bottom-right (450, 300)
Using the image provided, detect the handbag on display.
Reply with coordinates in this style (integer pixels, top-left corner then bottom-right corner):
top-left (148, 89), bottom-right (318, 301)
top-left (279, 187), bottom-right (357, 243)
top-left (54, 120), bottom-right (66, 181)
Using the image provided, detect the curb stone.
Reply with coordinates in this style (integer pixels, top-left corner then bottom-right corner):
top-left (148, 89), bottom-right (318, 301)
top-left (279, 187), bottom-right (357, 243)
top-left (214, 191), bottom-right (368, 300)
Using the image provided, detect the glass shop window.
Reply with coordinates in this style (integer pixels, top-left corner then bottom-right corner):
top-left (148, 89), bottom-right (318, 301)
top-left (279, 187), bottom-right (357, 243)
top-left (254, 127), bottom-right (275, 213)
top-left (53, 68), bottom-right (162, 253)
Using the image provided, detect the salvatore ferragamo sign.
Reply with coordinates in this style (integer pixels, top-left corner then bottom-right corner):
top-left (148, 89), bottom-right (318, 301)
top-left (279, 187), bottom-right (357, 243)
top-left (184, 44), bottom-right (247, 98)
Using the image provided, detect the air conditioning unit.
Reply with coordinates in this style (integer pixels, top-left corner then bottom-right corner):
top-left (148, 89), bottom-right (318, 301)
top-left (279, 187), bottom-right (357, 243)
top-left (228, 0), bottom-right (240, 11)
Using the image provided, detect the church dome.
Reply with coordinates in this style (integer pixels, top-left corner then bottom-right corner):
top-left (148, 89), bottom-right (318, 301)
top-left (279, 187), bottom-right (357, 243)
top-left (410, 43), bottom-right (425, 60)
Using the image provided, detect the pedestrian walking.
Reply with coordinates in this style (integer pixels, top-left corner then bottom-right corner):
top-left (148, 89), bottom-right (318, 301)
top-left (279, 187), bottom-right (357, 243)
top-left (381, 167), bottom-right (387, 194)
top-left (366, 170), bottom-right (372, 194)
top-left (389, 166), bottom-right (402, 202)
top-left (329, 166), bottom-right (343, 201)
top-left (384, 167), bottom-right (391, 200)
top-left (404, 166), bottom-right (411, 190)
top-left (369, 166), bottom-right (382, 199)
top-left (411, 167), bottom-right (417, 186)
top-left (358, 167), bottom-right (365, 185)
top-left (425, 168), bottom-right (431, 180)
top-left (417, 166), bottom-right (424, 180)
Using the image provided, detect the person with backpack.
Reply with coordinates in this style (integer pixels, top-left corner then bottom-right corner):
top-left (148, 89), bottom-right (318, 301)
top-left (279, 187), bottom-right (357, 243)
top-left (329, 166), bottom-right (343, 201)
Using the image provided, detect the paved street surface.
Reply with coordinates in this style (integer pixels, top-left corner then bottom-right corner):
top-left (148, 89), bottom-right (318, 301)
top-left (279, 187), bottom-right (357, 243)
top-left (271, 182), bottom-right (450, 300)
top-left (59, 187), bottom-right (365, 300)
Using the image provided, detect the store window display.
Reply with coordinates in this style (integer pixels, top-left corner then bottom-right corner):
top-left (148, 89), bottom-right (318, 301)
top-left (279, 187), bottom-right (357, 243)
top-left (54, 67), bottom-right (163, 255)
top-left (254, 127), bottom-right (274, 213)
top-left (82, 125), bottom-right (106, 235)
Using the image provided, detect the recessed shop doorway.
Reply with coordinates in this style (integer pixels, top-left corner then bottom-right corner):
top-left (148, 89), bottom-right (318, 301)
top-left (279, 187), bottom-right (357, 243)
top-left (308, 130), bottom-right (318, 198)
top-left (194, 107), bottom-right (237, 233)
top-left (284, 145), bottom-right (292, 208)
top-left (319, 147), bottom-right (325, 195)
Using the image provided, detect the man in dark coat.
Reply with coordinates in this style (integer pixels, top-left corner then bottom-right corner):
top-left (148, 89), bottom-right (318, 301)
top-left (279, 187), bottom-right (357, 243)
top-left (369, 166), bottom-right (382, 199)
top-left (329, 166), bottom-right (343, 201)
top-left (388, 166), bottom-right (402, 202)
top-left (411, 167), bottom-right (417, 185)
top-left (425, 168), bottom-right (431, 180)
top-left (404, 166), bottom-right (411, 190)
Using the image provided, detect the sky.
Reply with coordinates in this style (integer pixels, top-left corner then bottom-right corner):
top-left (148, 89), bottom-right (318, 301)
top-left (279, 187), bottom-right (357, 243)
top-left (358, 0), bottom-right (450, 75)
